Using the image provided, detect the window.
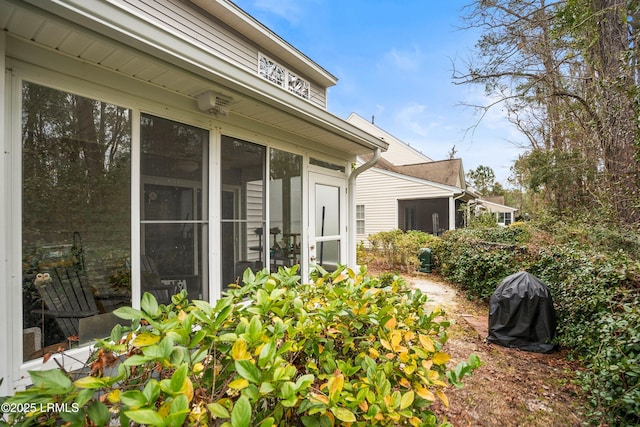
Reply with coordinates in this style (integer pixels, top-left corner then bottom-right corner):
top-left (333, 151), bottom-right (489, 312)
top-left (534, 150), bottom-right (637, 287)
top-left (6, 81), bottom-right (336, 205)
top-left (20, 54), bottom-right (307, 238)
top-left (269, 149), bottom-right (302, 271)
top-left (22, 82), bottom-right (131, 361)
top-left (356, 205), bottom-right (365, 234)
top-left (314, 183), bottom-right (341, 271)
top-left (309, 157), bottom-right (345, 172)
top-left (140, 114), bottom-right (209, 302)
top-left (499, 212), bottom-right (513, 226)
top-left (220, 136), bottom-right (266, 288)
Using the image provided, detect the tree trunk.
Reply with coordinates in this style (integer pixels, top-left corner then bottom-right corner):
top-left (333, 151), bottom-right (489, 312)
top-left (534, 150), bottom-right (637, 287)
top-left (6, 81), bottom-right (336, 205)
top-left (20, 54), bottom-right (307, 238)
top-left (589, 0), bottom-right (640, 223)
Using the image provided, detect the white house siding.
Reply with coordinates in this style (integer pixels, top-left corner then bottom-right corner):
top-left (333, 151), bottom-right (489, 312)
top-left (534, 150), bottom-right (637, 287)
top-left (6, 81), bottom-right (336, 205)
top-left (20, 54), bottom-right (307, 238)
top-left (308, 85), bottom-right (326, 108)
top-left (355, 168), bottom-right (453, 244)
top-left (377, 138), bottom-right (431, 166)
top-left (122, 0), bottom-right (327, 109)
top-left (245, 180), bottom-right (265, 264)
top-left (347, 113), bottom-right (431, 165)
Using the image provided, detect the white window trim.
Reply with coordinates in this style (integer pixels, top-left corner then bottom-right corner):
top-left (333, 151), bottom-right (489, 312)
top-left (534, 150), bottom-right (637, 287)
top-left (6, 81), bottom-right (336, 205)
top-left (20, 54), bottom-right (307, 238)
top-left (356, 204), bottom-right (365, 235)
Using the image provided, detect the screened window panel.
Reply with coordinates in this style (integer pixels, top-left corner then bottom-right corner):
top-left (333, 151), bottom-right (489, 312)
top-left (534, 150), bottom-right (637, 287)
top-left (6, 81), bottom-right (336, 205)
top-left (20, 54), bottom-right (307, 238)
top-left (140, 114), bottom-right (209, 301)
top-left (220, 136), bottom-right (266, 288)
top-left (21, 82), bottom-right (132, 361)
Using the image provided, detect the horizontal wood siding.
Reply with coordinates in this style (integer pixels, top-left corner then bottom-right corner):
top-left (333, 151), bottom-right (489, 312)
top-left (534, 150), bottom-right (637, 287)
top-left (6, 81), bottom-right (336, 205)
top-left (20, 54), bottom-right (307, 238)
top-left (309, 83), bottom-right (326, 109)
top-left (245, 181), bottom-right (264, 263)
top-left (123, 0), bottom-right (327, 108)
top-left (125, 0), bottom-right (256, 71)
top-left (355, 169), bottom-right (452, 244)
top-left (383, 140), bottom-right (431, 166)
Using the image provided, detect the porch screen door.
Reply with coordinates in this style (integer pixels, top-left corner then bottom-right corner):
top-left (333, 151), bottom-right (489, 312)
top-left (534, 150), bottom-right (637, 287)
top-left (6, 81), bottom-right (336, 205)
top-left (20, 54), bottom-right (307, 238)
top-left (309, 173), bottom-right (346, 272)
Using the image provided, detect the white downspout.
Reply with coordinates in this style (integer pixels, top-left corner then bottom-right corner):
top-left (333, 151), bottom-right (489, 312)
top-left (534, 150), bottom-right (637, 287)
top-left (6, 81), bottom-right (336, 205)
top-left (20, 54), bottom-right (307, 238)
top-left (347, 148), bottom-right (381, 268)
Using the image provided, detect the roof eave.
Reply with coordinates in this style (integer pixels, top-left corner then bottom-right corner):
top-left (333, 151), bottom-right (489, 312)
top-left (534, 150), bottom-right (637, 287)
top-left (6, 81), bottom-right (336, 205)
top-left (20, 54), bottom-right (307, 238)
top-left (373, 167), bottom-right (464, 194)
top-left (190, 0), bottom-right (338, 88)
top-left (478, 200), bottom-right (518, 212)
top-left (21, 0), bottom-right (386, 154)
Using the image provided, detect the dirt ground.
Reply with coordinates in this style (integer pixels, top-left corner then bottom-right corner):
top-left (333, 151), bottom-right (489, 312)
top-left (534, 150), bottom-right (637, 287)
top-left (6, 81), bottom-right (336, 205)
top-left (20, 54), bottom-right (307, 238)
top-left (407, 273), bottom-right (591, 427)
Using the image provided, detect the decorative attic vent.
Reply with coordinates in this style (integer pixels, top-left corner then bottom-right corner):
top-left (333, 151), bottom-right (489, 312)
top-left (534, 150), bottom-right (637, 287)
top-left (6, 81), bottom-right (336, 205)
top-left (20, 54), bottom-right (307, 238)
top-left (287, 71), bottom-right (310, 100)
top-left (259, 55), bottom-right (285, 87)
top-left (259, 54), bottom-right (310, 101)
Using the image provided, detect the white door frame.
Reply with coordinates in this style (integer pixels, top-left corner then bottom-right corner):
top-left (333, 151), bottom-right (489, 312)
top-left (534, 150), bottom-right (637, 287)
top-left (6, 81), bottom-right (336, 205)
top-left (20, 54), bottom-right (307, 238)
top-left (308, 171), bottom-right (347, 273)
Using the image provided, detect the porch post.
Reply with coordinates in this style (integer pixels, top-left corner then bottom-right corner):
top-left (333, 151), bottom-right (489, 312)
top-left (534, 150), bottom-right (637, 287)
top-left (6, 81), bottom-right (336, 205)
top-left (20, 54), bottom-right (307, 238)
top-left (0, 31), bottom-right (11, 396)
top-left (448, 196), bottom-right (456, 230)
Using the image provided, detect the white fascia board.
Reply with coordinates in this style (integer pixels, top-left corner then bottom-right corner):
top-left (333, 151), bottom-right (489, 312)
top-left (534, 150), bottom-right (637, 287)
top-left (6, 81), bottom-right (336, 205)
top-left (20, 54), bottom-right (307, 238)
top-left (480, 200), bottom-right (518, 213)
top-left (372, 167), bottom-right (463, 195)
top-left (21, 0), bottom-right (387, 153)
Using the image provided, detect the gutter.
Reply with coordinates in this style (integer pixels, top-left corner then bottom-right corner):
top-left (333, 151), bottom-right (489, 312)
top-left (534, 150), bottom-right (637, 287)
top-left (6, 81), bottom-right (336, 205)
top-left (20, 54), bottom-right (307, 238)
top-left (348, 148), bottom-right (382, 268)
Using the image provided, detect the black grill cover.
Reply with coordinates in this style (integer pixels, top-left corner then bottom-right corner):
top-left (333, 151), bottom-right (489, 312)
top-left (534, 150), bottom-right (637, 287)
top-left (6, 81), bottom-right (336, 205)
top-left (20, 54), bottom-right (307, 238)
top-left (487, 271), bottom-right (557, 353)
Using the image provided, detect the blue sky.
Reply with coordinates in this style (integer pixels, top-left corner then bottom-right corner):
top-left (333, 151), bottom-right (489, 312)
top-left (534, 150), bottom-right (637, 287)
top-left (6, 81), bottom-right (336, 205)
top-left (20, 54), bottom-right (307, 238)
top-left (233, 0), bottom-right (527, 185)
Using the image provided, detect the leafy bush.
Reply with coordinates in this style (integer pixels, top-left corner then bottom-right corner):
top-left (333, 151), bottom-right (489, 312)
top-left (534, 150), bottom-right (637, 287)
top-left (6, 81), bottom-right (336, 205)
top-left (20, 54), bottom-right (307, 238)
top-left (466, 211), bottom-right (498, 229)
top-left (435, 229), bottom-right (525, 300)
top-left (368, 230), bottom-right (440, 272)
top-left (356, 241), bottom-right (375, 266)
top-left (433, 220), bottom-right (640, 424)
top-left (533, 213), bottom-right (640, 258)
top-left (2, 266), bottom-right (479, 427)
top-left (526, 247), bottom-right (622, 353)
top-left (377, 272), bottom-right (398, 288)
top-left (577, 293), bottom-right (640, 425)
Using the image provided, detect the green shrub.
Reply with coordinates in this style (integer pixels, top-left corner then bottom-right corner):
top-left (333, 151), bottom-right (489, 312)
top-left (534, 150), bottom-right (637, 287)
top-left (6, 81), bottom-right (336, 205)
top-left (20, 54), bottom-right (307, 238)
top-left (377, 272), bottom-right (398, 288)
top-left (466, 211), bottom-right (499, 229)
top-left (356, 241), bottom-right (374, 266)
top-left (2, 265), bottom-right (479, 427)
top-left (577, 293), bottom-right (640, 426)
top-left (527, 247), bottom-right (619, 353)
top-left (435, 228), bottom-right (524, 300)
top-left (534, 213), bottom-right (640, 258)
top-left (433, 221), bottom-right (640, 424)
top-left (368, 229), bottom-right (440, 272)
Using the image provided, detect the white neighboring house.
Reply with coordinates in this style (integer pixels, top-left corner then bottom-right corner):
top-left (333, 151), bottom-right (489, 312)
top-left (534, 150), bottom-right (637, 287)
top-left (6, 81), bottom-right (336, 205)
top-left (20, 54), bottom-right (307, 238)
top-left (347, 113), bottom-right (517, 244)
top-left (476, 196), bottom-right (519, 226)
top-left (0, 0), bottom-right (387, 393)
top-left (346, 113), bottom-right (432, 165)
top-left (347, 114), bottom-right (479, 243)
